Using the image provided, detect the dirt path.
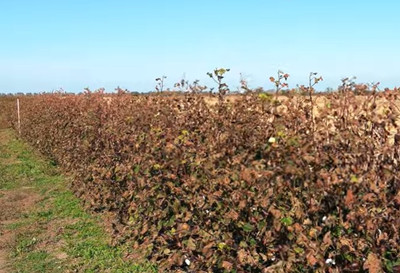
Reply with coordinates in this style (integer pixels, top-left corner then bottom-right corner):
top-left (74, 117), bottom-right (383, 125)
top-left (0, 127), bottom-right (39, 272)
top-left (0, 189), bottom-right (39, 272)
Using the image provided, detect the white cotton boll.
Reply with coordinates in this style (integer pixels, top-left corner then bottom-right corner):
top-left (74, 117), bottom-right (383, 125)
top-left (322, 216), bottom-right (327, 222)
top-left (325, 258), bottom-right (335, 265)
top-left (185, 258), bottom-right (191, 266)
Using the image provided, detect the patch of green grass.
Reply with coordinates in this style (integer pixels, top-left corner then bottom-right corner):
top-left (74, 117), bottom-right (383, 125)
top-left (0, 128), bottom-right (157, 273)
top-left (14, 234), bottom-right (40, 254)
top-left (16, 251), bottom-right (62, 273)
top-left (0, 138), bottom-right (47, 190)
top-left (5, 221), bottom-right (28, 230)
top-left (53, 191), bottom-right (87, 219)
top-left (0, 148), bottom-right (11, 158)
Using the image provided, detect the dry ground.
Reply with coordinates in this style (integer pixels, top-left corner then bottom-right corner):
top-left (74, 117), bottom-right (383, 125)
top-left (0, 189), bottom-right (39, 272)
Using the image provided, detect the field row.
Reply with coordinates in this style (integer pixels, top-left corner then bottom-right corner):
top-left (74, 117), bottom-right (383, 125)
top-left (1, 91), bottom-right (399, 272)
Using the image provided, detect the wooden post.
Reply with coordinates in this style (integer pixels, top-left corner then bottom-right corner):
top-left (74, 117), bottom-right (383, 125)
top-left (17, 98), bottom-right (21, 135)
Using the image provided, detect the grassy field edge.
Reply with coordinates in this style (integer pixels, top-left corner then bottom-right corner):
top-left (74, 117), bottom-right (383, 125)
top-left (0, 128), bottom-right (157, 273)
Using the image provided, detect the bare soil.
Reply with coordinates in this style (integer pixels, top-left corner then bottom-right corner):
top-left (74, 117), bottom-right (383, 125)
top-left (0, 189), bottom-right (39, 272)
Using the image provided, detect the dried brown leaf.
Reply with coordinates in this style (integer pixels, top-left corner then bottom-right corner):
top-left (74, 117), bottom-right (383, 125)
top-left (363, 253), bottom-right (382, 273)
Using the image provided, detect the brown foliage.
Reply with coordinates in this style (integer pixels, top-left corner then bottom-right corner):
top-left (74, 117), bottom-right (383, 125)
top-left (0, 90), bottom-right (399, 272)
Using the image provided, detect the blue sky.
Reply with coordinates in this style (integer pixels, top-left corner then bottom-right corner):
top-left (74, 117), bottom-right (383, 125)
top-left (0, 0), bottom-right (399, 93)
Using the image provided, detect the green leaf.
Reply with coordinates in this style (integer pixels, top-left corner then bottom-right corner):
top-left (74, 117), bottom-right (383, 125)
top-left (343, 253), bottom-right (353, 262)
top-left (165, 215), bottom-right (176, 227)
top-left (350, 175), bottom-right (358, 183)
top-left (281, 217), bottom-right (293, 226)
top-left (294, 247), bottom-right (304, 254)
top-left (218, 242), bottom-right (227, 250)
top-left (241, 223), bottom-right (254, 232)
top-left (257, 220), bottom-right (267, 230)
top-left (186, 238), bottom-right (196, 251)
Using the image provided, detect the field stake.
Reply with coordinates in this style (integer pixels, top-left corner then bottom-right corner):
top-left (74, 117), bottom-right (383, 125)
top-left (17, 98), bottom-right (21, 135)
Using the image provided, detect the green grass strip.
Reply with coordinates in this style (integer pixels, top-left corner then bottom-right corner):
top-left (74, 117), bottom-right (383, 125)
top-left (0, 129), bottom-right (157, 273)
